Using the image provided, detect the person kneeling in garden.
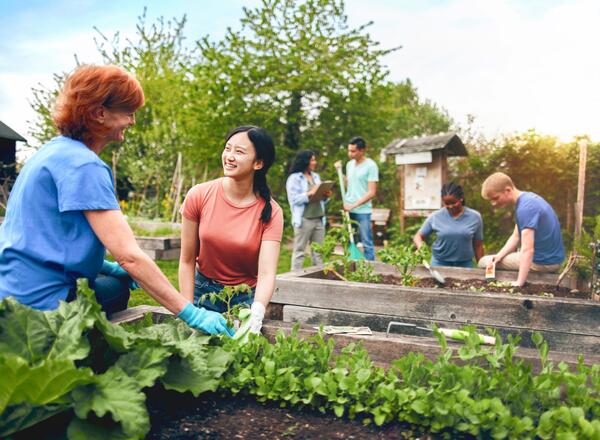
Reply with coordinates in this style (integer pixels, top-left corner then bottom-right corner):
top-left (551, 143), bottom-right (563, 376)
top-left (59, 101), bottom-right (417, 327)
top-left (413, 182), bottom-right (484, 267)
top-left (179, 126), bottom-right (283, 335)
top-left (0, 64), bottom-right (232, 336)
top-left (478, 172), bottom-right (565, 286)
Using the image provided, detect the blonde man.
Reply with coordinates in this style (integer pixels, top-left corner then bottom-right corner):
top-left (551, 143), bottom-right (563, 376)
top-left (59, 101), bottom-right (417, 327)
top-left (478, 172), bottom-right (564, 286)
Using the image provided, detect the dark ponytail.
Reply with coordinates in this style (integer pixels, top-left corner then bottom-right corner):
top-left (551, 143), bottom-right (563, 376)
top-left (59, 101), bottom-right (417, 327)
top-left (441, 181), bottom-right (466, 205)
top-left (225, 125), bottom-right (275, 223)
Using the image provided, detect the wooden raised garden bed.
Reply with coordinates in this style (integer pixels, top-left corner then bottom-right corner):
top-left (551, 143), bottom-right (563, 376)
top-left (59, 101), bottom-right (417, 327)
top-left (129, 219), bottom-right (181, 260)
top-left (273, 263), bottom-right (600, 356)
top-left (110, 305), bottom-right (600, 372)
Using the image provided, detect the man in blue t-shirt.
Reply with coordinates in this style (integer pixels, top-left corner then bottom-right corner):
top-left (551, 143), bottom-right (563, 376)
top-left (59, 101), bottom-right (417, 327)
top-left (334, 137), bottom-right (379, 260)
top-left (478, 172), bottom-right (565, 286)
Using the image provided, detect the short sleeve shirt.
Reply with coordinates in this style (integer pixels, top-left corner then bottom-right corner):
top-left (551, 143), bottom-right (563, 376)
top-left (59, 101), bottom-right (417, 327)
top-left (515, 192), bottom-right (565, 265)
top-left (420, 207), bottom-right (484, 262)
top-left (0, 136), bottom-right (120, 310)
top-left (181, 178), bottom-right (283, 287)
top-left (345, 158), bottom-right (379, 214)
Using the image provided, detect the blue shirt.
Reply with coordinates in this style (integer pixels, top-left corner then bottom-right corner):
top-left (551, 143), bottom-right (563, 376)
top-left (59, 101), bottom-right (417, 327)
top-left (420, 207), bottom-right (484, 262)
top-left (286, 172), bottom-right (327, 228)
top-left (515, 192), bottom-right (564, 265)
top-left (345, 158), bottom-right (379, 214)
top-left (0, 136), bottom-right (120, 310)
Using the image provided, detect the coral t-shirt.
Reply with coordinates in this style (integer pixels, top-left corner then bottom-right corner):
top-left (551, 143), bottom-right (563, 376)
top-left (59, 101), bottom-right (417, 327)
top-left (181, 178), bottom-right (283, 287)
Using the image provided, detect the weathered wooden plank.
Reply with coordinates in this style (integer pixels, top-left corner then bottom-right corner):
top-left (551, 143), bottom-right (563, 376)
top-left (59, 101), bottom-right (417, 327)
top-left (140, 247), bottom-right (181, 260)
top-left (135, 236), bottom-right (181, 250)
top-left (283, 305), bottom-right (600, 355)
top-left (109, 305), bottom-right (171, 324)
top-left (273, 277), bottom-right (600, 336)
top-left (261, 320), bottom-right (600, 372)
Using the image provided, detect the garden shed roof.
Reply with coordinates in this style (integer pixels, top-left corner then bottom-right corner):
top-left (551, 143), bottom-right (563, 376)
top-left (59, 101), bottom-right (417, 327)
top-left (0, 120), bottom-right (26, 142)
top-left (382, 132), bottom-right (467, 157)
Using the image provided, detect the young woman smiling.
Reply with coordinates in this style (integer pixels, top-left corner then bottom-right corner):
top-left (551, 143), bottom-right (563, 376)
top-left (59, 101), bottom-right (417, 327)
top-left (413, 182), bottom-right (484, 268)
top-left (179, 126), bottom-right (283, 334)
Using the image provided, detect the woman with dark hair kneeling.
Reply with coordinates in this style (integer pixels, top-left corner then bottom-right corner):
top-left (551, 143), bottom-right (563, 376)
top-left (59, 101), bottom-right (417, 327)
top-left (0, 65), bottom-right (232, 336)
top-left (179, 126), bottom-right (283, 334)
top-left (413, 182), bottom-right (484, 268)
top-left (286, 150), bottom-right (332, 270)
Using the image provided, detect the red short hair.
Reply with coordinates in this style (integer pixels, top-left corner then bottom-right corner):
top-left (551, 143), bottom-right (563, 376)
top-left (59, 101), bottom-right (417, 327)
top-left (53, 65), bottom-right (145, 145)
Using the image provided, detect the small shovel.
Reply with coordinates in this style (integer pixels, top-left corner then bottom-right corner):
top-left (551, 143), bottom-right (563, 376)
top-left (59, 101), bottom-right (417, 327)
top-left (423, 260), bottom-right (445, 285)
top-left (386, 321), bottom-right (496, 345)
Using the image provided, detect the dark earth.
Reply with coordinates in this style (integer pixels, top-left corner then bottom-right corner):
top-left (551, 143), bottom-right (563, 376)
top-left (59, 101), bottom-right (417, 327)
top-left (12, 387), bottom-right (439, 440)
top-left (381, 275), bottom-right (590, 299)
top-left (145, 388), bottom-right (427, 440)
top-left (315, 269), bottom-right (590, 299)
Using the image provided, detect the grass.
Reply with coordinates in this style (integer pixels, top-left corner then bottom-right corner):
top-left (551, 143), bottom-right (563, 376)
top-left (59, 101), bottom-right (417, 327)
top-left (128, 242), bottom-right (311, 307)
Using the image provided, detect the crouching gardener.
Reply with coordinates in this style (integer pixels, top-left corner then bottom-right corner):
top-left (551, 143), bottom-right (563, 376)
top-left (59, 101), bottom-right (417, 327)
top-left (178, 126), bottom-right (283, 335)
top-left (0, 64), bottom-right (233, 336)
top-left (478, 172), bottom-right (565, 286)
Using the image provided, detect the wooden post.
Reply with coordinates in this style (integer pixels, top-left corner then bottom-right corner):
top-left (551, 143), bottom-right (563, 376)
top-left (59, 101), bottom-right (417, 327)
top-left (398, 165), bottom-right (405, 232)
top-left (574, 140), bottom-right (588, 242)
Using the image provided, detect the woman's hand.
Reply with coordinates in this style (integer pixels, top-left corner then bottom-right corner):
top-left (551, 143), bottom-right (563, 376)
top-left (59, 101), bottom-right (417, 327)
top-left (307, 185), bottom-right (319, 198)
top-left (177, 302), bottom-right (234, 336)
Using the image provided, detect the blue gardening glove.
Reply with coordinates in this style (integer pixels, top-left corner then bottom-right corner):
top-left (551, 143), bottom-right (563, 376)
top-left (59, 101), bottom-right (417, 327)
top-left (178, 302), bottom-right (235, 337)
top-left (100, 260), bottom-right (139, 290)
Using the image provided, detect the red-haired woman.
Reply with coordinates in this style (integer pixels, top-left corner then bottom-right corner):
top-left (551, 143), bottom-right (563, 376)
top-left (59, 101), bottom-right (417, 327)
top-left (0, 65), bottom-right (232, 336)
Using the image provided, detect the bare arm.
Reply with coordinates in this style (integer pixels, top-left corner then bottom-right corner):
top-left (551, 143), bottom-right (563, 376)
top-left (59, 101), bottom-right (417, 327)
top-left (515, 228), bottom-right (535, 286)
top-left (474, 239), bottom-right (484, 262)
top-left (413, 231), bottom-right (426, 250)
top-left (495, 225), bottom-right (520, 261)
top-left (179, 216), bottom-right (200, 303)
top-left (253, 240), bottom-right (281, 307)
top-left (344, 181), bottom-right (377, 211)
top-left (84, 210), bottom-right (188, 314)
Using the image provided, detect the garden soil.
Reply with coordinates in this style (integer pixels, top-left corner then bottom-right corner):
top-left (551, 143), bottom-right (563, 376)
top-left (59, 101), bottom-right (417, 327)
top-left (145, 388), bottom-right (426, 440)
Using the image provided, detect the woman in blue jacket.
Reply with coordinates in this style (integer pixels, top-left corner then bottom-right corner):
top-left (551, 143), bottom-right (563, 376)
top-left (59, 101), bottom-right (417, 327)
top-left (286, 150), bottom-right (331, 270)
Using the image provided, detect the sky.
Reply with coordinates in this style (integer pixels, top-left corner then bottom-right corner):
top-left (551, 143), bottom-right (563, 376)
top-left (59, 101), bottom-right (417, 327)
top-left (1, 0), bottom-right (599, 152)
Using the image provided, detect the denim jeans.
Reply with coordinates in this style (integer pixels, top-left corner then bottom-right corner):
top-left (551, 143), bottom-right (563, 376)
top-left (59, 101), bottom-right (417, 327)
top-left (430, 256), bottom-right (474, 268)
top-left (194, 271), bottom-right (254, 313)
top-left (349, 212), bottom-right (375, 261)
top-left (67, 275), bottom-right (130, 315)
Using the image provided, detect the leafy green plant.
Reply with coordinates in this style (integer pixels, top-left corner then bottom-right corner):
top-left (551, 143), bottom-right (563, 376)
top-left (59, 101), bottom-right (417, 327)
top-left (313, 215), bottom-right (381, 283)
top-left (377, 244), bottom-right (427, 286)
top-left (2, 294), bottom-right (600, 439)
top-left (0, 293), bottom-right (232, 439)
top-left (198, 284), bottom-right (253, 327)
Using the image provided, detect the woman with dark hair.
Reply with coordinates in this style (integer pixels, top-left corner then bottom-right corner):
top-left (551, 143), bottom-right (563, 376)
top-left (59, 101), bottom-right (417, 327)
top-left (179, 126), bottom-right (283, 334)
top-left (413, 182), bottom-right (484, 267)
top-left (0, 65), bottom-right (232, 336)
top-left (285, 150), bottom-right (331, 270)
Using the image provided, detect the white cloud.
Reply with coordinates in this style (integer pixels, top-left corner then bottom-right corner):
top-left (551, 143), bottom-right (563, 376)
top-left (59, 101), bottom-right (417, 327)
top-left (347, 0), bottom-right (600, 141)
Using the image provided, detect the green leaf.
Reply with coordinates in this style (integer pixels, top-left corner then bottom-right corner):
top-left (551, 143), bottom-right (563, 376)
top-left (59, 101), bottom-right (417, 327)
top-left (70, 367), bottom-right (149, 440)
top-left (114, 343), bottom-right (170, 388)
top-left (0, 353), bottom-right (92, 413)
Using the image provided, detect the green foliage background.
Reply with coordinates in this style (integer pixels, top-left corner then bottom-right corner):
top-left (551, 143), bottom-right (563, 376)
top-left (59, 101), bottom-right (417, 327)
top-left (28, 0), bottom-right (600, 252)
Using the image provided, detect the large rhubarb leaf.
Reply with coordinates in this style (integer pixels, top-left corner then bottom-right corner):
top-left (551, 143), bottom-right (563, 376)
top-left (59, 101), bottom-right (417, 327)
top-left (0, 402), bottom-right (66, 437)
top-left (162, 345), bottom-right (233, 396)
top-left (0, 353), bottom-right (93, 436)
top-left (114, 342), bottom-right (170, 388)
top-left (0, 295), bottom-right (99, 363)
top-left (70, 366), bottom-right (149, 440)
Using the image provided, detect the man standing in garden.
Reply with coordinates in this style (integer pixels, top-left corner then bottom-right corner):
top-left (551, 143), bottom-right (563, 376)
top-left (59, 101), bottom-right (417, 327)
top-left (478, 172), bottom-right (565, 286)
top-left (334, 136), bottom-right (379, 260)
